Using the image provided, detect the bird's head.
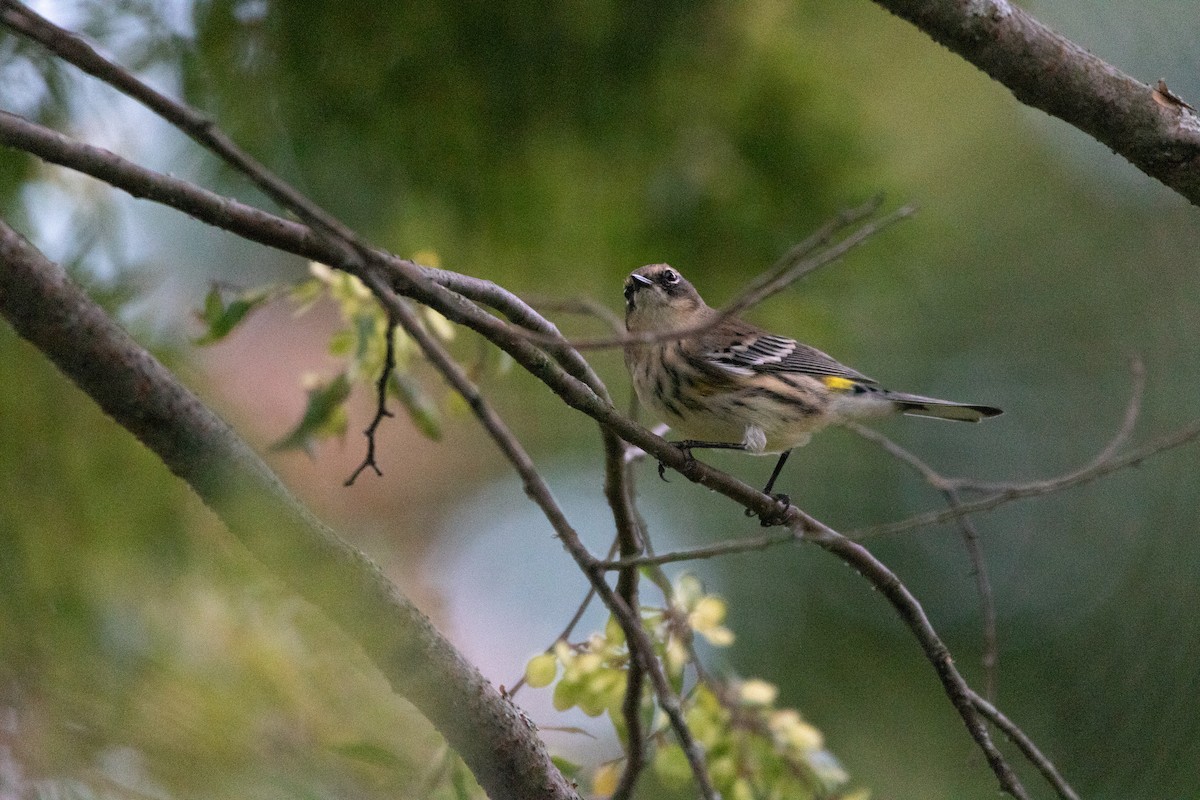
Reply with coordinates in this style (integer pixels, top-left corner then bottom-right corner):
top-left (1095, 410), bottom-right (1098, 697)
top-left (624, 264), bottom-right (708, 333)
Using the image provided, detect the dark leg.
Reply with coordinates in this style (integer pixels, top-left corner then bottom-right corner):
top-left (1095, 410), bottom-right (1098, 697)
top-left (745, 449), bottom-right (793, 522)
top-left (762, 450), bottom-right (791, 496)
top-left (657, 440), bottom-right (745, 481)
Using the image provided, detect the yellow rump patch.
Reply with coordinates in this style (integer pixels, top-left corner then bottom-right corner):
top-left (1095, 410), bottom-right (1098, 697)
top-left (821, 376), bottom-right (857, 391)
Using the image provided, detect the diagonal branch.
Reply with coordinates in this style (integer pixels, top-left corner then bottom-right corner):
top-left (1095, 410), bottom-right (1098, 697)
top-left (502, 201), bottom-right (916, 352)
top-left (3, 95), bottom-right (1062, 792)
top-left (801, 520), bottom-right (1029, 797)
top-left (0, 219), bottom-right (580, 800)
top-left (869, 0), bottom-right (1200, 207)
top-left (969, 690), bottom-right (1080, 800)
top-left (605, 390), bottom-right (1196, 571)
top-left (1, 10), bottom-right (662, 793)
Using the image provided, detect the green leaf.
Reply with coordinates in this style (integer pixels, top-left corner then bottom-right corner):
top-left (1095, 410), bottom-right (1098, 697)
top-left (272, 373), bottom-right (353, 453)
top-left (391, 373), bottom-right (442, 441)
top-left (194, 286), bottom-right (272, 345)
top-left (352, 310), bottom-right (381, 367)
top-left (328, 328), bottom-right (356, 357)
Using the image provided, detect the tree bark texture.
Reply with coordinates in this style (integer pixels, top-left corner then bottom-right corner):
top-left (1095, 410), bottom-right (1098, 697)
top-left (872, 0), bottom-right (1200, 205)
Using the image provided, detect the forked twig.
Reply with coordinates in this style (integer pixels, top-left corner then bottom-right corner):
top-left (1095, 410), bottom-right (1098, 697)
top-left (344, 321), bottom-right (398, 486)
top-left (970, 690), bottom-right (1080, 800)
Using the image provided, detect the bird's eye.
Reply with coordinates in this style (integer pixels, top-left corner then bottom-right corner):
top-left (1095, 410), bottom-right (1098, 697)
top-left (661, 269), bottom-right (679, 285)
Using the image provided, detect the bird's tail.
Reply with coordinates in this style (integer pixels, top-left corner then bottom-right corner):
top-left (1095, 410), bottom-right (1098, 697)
top-left (885, 391), bottom-right (1003, 423)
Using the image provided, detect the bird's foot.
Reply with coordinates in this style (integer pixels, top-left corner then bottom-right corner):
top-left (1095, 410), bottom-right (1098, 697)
top-left (748, 493), bottom-right (792, 527)
top-left (657, 443), bottom-right (695, 482)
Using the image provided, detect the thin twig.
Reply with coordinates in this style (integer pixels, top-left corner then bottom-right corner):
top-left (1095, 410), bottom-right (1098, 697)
top-left (344, 321), bottom-right (398, 486)
top-left (845, 356), bottom-right (1147, 699)
top-left (529, 202), bottom-right (916, 351)
top-left (946, 355), bottom-right (1145, 496)
top-left (845, 422), bottom-right (1000, 700)
top-left (506, 537), bottom-right (620, 697)
top-left (854, 418), bottom-right (1193, 541)
top-left (604, 385), bottom-right (1189, 572)
top-left (970, 690), bottom-right (1081, 800)
top-left (605, 428), bottom-right (649, 800)
top-left (528, 296), bottom-right (626, 334)
top-left (804, 521), bottom-right (1029, 799)
top-left (602, 529), bottom-right (798, 571)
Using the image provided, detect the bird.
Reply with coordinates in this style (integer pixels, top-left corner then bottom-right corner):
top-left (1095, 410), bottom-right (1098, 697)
top-left (622, 263), bottom-right (1002, 509)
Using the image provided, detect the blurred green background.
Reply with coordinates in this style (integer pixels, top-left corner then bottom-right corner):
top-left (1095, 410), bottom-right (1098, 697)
top-left (2, 1), bottom-right (1200, 798)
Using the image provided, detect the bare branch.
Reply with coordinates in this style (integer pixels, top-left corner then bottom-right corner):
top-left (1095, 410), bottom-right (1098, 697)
top-left (855, 418), bottom-right (1196, 541)
top-left (528, 296), bottom-right (625, 335)
top-left (604, 430), bottom-right (649, 800)
top-left (805, 522), bottom-right (1028, 798)
top-left (846, 357), bottom-right (1146, 698)
top-left (870, 0), bottom-right (1200, 206)
top-left (607, 361), bottom-right (1180, 570)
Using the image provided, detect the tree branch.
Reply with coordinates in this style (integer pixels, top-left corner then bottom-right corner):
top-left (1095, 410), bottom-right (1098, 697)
top-left (605, 431), bottom-right (648, 800)
top-left (869, 0), bottom-right (1200, 206)
top-left (969, 690), bottom-right (1080, 800)
top-left (804, 521), bottom-right (1028, 798)
top-left (0, 219), bottom-right (580, 800)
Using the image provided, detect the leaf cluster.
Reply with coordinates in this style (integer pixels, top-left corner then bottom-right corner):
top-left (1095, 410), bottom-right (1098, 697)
top-left (526, 575), bottom-right (860, 800)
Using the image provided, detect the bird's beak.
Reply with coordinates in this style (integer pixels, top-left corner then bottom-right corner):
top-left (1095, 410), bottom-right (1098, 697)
top-left (624, 272), bottom-right (654, 305)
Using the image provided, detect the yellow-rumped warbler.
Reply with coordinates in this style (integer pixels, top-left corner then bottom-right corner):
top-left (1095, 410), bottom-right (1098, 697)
top-left (623, 263), bottom-right (1001, 500)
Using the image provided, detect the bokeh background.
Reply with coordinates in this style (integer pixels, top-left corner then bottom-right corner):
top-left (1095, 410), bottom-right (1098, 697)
top-left (2, 1), bottom-right (1199, 798)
